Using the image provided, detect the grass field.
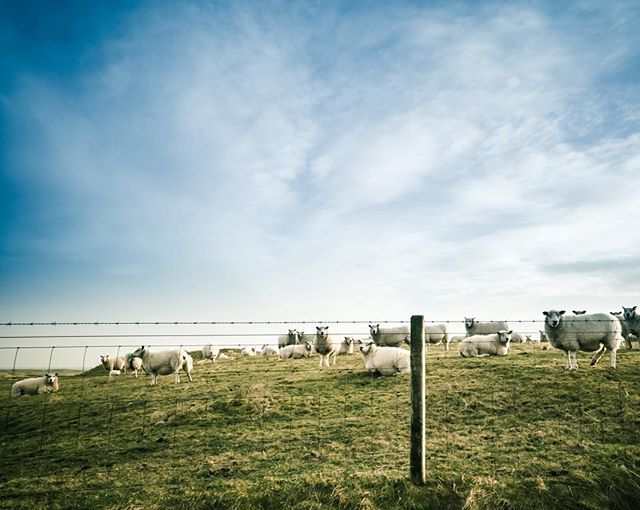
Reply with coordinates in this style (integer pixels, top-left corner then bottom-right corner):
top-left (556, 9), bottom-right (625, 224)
top-left (1, 345), bottom-right (639, 509)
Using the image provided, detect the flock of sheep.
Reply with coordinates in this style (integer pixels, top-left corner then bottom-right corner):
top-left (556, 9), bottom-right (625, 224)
top-left (9, 306), bottom-right (640, 395)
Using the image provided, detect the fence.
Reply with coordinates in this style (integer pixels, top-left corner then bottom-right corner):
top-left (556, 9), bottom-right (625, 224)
top-left (0, 318), bottom-right (639, 508)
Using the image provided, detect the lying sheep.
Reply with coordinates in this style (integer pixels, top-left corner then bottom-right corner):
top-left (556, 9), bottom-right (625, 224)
top-left (359, 340), bottom-right (410, 376)
top-left (278, 329), bottom-right (298, 348)
top-left (543, 310), bottom-right (623, 370)
top-left (510, 332), bottom-right (528, 343)
top-left (125, 354), bottom-right (144, 378)
top-left (369, 324), bottom-right (409, 347)
top-left (464, 318), bottom-right (509, 336)
top-left (12, 373), bottom-right (59, 397)
top-left (202, 344), bottom-right (220, 363)
top-left (459, 331), bottom-right (512, 358)
top-left (448, 335), bottom-right (466, 343)
top-left (315, 326), bottom-right (342, 367)
top-left (425, 324), bottom-right (449, 351)
top-left (218, 352), bottom-right (231, 360)
top-left (131, 346), bottom-right (193, 385)
top-left (240, 347), bottom-right (257, 357)
top-left (261, 345), bottom-right (279, 356)
top-left (100, 354), bottom-right (127, 378)
top-left (279, 341), bottom-right (313, 360)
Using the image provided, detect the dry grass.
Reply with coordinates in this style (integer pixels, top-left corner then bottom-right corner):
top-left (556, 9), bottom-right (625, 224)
top-left (0, 345), bottom-right (639, 509)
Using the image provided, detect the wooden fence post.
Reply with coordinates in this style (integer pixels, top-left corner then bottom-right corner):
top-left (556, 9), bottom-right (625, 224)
top-left (410, 314), bottom-right (426, 484)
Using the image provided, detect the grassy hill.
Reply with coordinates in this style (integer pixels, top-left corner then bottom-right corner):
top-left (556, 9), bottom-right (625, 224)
top-left (0, 345), bottom-right (639, 509)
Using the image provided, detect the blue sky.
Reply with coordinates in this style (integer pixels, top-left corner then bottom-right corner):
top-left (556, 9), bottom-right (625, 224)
top-left (1, 0), bottom-right (640, 353)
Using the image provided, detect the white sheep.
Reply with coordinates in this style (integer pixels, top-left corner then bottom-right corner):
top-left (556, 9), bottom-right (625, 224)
top-left (510, 332), bottom-right (528, 343)
top-left (100, 354), bottom-right (127, 378)
top-left (125, 354), bottom-right (144, 378)
top-left (11, 373), bottom-right (59, 397)
top-left (240, 347), bottom-right (257, 357)
top-left (542, 310), bottom-right (623, 370)
top-left (464, 318), bottom-right (510, 336)
top-left (131, 346), bottom-right (193, 385)
top-left (202, 344), bottom-right (220, 363)
top-left (337, 337), bottom-right (355, 355)
top-left (621, 306), bottom-right (640, 349)
top-left (425, 324), bottom-right (449, 350)
top-left (217, 352), bottom-right (231, 360)
top-left (278, 329), bottom-right (298, 348)
top-left (459, 330), bottom-right (512, 358)
top-left (261, 344), bottom-right (279, 356)
top-left (358, 341), bottom-right (410, 376)
top-left (448, 335), bottom-right (466, 343)
top-left (315, 326), bottom-right (342, 367)
top-left (279, 341), bottom-right (313, 360)
top-left (368, 324), bottom-right (409, 347)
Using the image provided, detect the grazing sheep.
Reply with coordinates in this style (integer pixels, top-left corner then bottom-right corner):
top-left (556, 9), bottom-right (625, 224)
top-left (202, 344), bottom-right (220, 363)
top-left (369, 324), bottom-right (409, 347)
top-left (100, 354), bottom-right (127, 378)
top-left (359, 341), bottom-right (410, 376)
top-left (261, 345), bottom-right (279, 357)
top-left (338, 337), bottom-right (355, 355)
top-left (425, 324), bottom-right (450, 351)
top-left (278, 329), bottom-right (298, 348)
top-left (542, 310), bottom-right (623, 370)
top-left (464, 318), bottom-right (510, 336)
top-left (125, 354), bottom-right (144, 378)
top-left (622, 306), bottom-right (640, 349)
top-left (315, 326), bottom-right (342, 367)
top-left (572, 310), bottom-right (587, 315)
top-left (11, 373), bottom-right (59, 397)
top-left (131, 346), bottom-right (193, 385)
top-left (240, 347), bottom-right (257, 357)
top-left (459, 331), bottom-right (512, 358)
top-left (279, 341), bottom-right (313, 360)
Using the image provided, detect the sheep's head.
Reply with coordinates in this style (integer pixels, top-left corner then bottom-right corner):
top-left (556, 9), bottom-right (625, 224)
top-left (288, 329), bottom-right (297, 338)
top-left (464, 317), bottom-right (475, 329)
top-left (359, 340), bottom-right (375, 355)
top-left (316, 326), bottom-right (329, 340)
top-left (131, 346), bottom-right (147, 358)
top-left (304, 341), bottom-right (312, 352)
top-left (525, 335), bottom-right (532, 343)
top-left (497, 330), bottom-right (512, 345)
top-left (344, 337), bottom-right (354, 345)
top-left (623, 306), bottom-right (637, 320)
top-left (543, 310), bottom-right (565, 328)
top-left (100, 355), bottom-right (110, 363)
top-left (44, 373), bottom-right (58, 385)
top-left (296, 331), bottom-right (305, 342)
top-left (368, 324), bottom-right (380, 336)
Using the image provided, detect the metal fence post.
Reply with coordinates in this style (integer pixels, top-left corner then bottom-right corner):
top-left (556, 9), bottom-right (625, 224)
top-left (410, 314), bottom-right (426, 484)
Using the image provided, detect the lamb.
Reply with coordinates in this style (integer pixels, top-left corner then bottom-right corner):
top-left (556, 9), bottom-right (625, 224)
top-left (315, 326), bottom-right (342, 367)
top-left (542, 310), bottom-right (623, 370)
top-left (240, 347), bottom-right (257, 357)
top-left (459, 331), bottom-right (512, 358)
top-left (278, 341), bottom-right (313, 360)
top-left (425, 324), bottom-right (450, 351)
top-left (125, 354), bottom-right (144, 378)
top-left (358, 340), bottom-right (410, 376)
top-left (369, 324), bottom-right (409, 347)
top-left (278, 329), bottom-right (298, 348)
top-left (100, 354), bottom-right (127, 378)
top-left (202, 344), bottom-right (220, 363)
top-left (572, 310), bottom-right (587, 315)
top-left (261, 345), bottom-right (279, 356)
top-left (11, 373), bottom-right (59, 397)
top-left (464, 318), bottom-right (510, 336)
top-left (130, 346), bottom-right (193, 385)
top-left (337, 337), bottom-right (355, 355)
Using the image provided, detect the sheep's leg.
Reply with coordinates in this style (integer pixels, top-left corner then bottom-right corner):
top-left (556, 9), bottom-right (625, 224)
top-left (609, 349), bottom-right (617, 369)
top-left (569, 351), bottom-right (578, 370)
top-left (564, 352), bottom-right (571, 370)
top-left (187, 371), bottom-right (193, 382)
top-left (318, 355), bottom-right (323, 368)
top-left (151, 374), bottom-right (158, 385)
top-left (590, 345), bottom-right (606, 367)
top-left (175, 371), bottom-right (180, 384)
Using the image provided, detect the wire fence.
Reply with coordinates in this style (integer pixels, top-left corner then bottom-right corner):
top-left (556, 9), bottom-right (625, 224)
top-left (0, 318), bottom-right (639, 508)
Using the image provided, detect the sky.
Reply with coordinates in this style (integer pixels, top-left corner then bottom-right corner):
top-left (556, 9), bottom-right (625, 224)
top-left (1, 0), bottom-right (639, 368)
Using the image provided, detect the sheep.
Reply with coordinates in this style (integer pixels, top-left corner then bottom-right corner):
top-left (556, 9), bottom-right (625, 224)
top-left (572, 310), bottom-right (587, 315)
top-left (459, 331), bottom-right (512, 358)
top-left (509, 332), bottom-right (528, 343)
top-left (11, 373), bottom-right (59, 397)
top-left (278, 329), bottom-right (298, 348)
top-left (202, 344), bottom-right (220, 363)
top-left (358, 340), bottom-right (410, 376)
top-left (542, 310), bottom-right (623, 370)
top-left (125, 354), bottom-right (144, 378)
top-left (538, 330), bottom-right (547, 342)
top-left (131, 346), bottom-right (193, 385)
top-left (621, 306), bottom-right (640, 349)
top-left (261, 344), bottom-right (279, 357)
top-left (240, 347), bottom-right (257, 357)
top-left (368, 324), bottom-right (409, 347)
top-left (449, 335), bottom-right (466, 343)
top-left (464, 318), bottom-right (510, 337)
top-left (425, 324), bottom-right (450, 351)
top-left (337, 337), bottom-right (355, 355)
top-left (218, 352), bottom-right (231, 360)
top-left (315, 326), bottom-right (342, 367)
top-left (279, 341), bottom-right (313, 360)
top-left (100, 354), bottom-right (127, 378)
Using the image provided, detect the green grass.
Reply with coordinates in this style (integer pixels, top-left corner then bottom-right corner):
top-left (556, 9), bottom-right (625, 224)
top-left (1, 345), bottom-right (639, 509)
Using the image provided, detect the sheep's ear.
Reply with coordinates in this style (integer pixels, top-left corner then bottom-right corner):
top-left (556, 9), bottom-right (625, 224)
top-left (316, 326), bottom-right (321, 331)
top-left (542, 311), bottom-right (548, 316)
top-left (507, 330), bottom-right (513, 335)
top-left (559, 310), bottom-right (565, 315)
top-left (634, 306), bottom-right (637, 311)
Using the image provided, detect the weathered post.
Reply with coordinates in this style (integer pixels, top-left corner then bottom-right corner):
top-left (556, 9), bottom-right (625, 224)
top-left (410, 314), bottom-right (426, 484)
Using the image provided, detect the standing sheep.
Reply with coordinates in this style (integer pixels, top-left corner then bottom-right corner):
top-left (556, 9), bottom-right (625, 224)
top-left (369, 324), bottom-right (409, 347)
top-left (425, 324), bottom-right (450, 351)
top-left (278, 329), bottom-right (298, 348)
top-left (125, 354), bottom-right (144, 378)
top-left (542, 310), bottom-right (623, 370)
top-left (315, 326), bottom-right (341, 368)
top-left (11, 373), bottom-right (59, 397)
top-left (621, 306), bottom-right (640, 349)
top-left (459, 331), bottom-right (512, 358)
top-left (359, 341), bottom-right (410, 376)
top-left (464, 318), bottom-right (510, 337)
top-left (131, 346), bottom-right (193, 385)
top-left (100, 354), bottom-right (127, 378)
